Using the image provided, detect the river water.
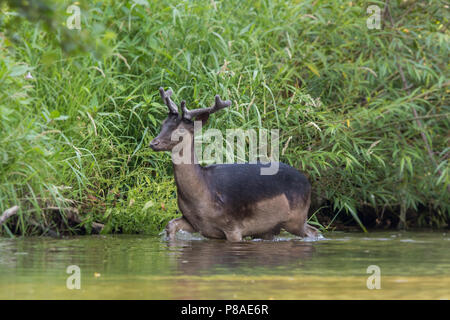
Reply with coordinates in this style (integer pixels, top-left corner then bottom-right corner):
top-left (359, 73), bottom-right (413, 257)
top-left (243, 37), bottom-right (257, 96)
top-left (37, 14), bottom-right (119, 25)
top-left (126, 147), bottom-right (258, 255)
top-left (0, 231), bottom-right (449, 299)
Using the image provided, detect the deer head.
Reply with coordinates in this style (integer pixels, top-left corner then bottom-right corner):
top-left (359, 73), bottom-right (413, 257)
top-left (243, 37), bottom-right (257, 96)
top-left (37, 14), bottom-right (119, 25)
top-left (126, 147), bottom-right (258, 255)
top-left (149, 87), bottom-right (231, 151)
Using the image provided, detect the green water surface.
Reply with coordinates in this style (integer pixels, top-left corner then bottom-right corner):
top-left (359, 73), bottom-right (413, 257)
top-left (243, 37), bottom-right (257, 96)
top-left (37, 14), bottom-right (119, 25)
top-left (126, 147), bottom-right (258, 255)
top-left (0, 231), bottom-right (449, 299)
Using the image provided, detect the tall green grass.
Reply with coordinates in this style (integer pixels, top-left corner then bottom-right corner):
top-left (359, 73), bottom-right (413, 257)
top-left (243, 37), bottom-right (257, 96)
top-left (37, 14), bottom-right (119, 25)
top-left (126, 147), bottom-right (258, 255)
top-left (0, 0), bottom-right (448, 235)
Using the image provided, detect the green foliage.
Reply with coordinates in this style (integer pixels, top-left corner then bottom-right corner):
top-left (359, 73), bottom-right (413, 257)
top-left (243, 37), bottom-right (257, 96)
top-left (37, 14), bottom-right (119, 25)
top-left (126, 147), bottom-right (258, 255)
top-left (0, 0), bottom-right (448, 235)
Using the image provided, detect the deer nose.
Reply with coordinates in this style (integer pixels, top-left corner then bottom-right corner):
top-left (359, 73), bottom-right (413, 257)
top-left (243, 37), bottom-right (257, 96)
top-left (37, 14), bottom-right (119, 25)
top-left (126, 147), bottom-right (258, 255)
top-left (150, 139), bottom-right (160, 150)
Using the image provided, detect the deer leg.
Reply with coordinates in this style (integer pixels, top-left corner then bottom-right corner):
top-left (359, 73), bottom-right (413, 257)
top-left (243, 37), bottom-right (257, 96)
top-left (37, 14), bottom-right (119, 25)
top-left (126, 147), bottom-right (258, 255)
top-left (224, 230), bottom-right (243, 242)
top-left (165, 217), bottom-right (195, 239)
top-left (283, 218), bottom-right (319, 238)
top-left (282, 213), bottom-right (308, 237)
top-left (282, 221), bottom-right (305, 237)
top-left (304, 224), bottom-right (319, 238)
top-left (251, 233), bottom-right (275, 240)
top-left (252, 224), bottom-right (282, 240)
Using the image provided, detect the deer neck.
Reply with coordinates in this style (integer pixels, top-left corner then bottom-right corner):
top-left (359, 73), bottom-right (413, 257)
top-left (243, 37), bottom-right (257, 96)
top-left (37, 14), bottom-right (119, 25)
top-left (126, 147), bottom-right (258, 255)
top-left (171, 131), bottom-right (208, 202)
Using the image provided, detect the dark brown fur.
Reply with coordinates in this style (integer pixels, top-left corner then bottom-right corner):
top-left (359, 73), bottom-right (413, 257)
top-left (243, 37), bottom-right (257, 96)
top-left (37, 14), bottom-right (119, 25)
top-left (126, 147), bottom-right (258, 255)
top-left (150, 89), bottom-right (318, 241)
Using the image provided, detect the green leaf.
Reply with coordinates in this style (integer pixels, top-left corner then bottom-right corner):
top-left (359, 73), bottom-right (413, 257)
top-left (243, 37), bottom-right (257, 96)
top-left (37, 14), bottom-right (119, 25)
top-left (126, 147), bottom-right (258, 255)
top-left (344, 202), bottom-right (367, 233)
top-left (142, 200), bottom-right (154, 211)
top-left (305, 63), bottom-right (320, 77)
top-left (49, 110), bottom-right (61, 119)
top-left (9, 65), bottom-right (29, 77)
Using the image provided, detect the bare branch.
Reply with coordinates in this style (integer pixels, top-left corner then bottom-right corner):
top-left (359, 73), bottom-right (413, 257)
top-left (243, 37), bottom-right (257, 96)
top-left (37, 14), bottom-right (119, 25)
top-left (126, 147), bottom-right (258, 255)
top-left (0, 206), bottom-right (19, 226)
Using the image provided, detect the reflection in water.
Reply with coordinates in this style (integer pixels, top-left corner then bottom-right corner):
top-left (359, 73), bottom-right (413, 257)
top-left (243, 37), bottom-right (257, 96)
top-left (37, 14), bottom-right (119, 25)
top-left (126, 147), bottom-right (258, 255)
top-left (168, 239), bottom-right (315, 275)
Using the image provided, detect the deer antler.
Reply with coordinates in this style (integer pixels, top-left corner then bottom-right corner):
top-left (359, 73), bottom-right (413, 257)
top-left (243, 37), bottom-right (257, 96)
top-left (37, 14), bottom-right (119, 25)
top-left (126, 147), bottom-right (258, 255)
top-left (159, 87), bottom-right (179, 114)
top-left (182, 95), bottom-right (231, 120)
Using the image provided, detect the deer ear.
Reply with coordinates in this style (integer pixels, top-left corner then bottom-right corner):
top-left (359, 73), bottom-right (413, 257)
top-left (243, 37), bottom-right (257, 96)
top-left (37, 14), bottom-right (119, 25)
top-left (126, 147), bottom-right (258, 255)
top-left (195, 112), bottom-right (210, 124)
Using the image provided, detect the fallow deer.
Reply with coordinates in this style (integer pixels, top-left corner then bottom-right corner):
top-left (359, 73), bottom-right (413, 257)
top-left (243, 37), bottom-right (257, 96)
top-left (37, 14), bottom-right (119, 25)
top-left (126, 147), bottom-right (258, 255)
top-left (150, 87), bottom-right (318, 241)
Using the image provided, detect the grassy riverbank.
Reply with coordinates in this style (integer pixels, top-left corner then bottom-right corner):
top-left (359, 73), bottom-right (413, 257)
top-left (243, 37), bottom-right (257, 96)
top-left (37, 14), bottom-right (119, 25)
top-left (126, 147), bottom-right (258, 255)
top-left (0, 0), bottom-right (448, 236)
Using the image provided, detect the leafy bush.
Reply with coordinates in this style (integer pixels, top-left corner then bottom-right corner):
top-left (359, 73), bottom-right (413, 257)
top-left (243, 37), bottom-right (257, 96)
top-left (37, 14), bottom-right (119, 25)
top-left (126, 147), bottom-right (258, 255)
top-left (0, 0), bottom-right (448, 235)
